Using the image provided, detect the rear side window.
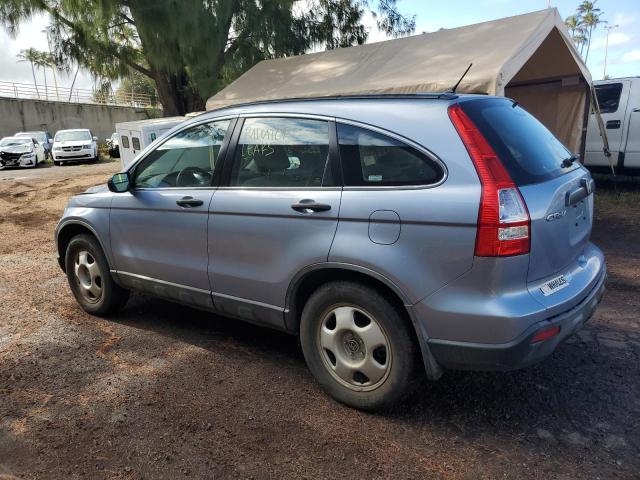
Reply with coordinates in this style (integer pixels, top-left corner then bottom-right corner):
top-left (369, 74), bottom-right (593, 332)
top-left (121, 136), bottom-right (130, 149)
top-left (338, 124), bottom-right (444, 187)
top-left (460, 98), bottom-right (575, 186)
top-left (595, 83), bottom-right (623, 113)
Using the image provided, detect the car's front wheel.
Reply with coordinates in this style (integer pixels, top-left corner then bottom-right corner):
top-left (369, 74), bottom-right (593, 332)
top-left (300, 281), bottom-right (421, 411)
top-left (65, 234), bottom-right (129, 316)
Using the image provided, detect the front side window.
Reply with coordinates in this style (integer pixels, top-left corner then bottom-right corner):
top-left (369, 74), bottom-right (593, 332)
top-left (595, 83), bottom-right (623, 114)
top-left (133, 119), bottom-right (230, 188)
top-left (230, 117), bottom-right (330, 187)
top-left (338, 124), bottom-right (444, 187)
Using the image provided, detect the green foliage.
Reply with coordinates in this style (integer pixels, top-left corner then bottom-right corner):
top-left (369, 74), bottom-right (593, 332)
top-left (2, 0), bottom-right (416, 115)
top-left (116, 69), bottom-right (158, 104)
top-left (565, 0), bottom-right (605, 61)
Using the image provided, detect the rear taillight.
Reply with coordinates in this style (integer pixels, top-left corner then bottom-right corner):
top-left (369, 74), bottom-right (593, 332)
top-left (448, 103), bottom-right (530, 257)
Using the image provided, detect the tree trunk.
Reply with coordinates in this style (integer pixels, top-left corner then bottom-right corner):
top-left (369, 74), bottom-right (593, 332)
top-left (31, 63), bottom-right (40, 98)
top-left (43, 69), bottom-right (48, 100)
top-left (152, 69), bottom-right (205, 116)
top-left (585, 26), bottom-right (593, 62)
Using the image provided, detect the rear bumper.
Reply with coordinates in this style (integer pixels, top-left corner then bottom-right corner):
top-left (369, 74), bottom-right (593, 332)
top-left (426, 264), bottom-right (606, 370)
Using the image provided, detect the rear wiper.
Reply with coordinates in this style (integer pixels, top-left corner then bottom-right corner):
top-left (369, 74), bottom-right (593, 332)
top-left (561, 154), bottom-right (580, 168)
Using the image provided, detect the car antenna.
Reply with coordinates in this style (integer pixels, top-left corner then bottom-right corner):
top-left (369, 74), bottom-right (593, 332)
top-left (447, 63), bottom-right (473, 94)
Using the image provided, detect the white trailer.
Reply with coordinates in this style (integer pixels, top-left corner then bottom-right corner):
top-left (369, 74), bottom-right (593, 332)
top-left (116, 116), bottom-right (186, 168)
top-left (585, 77), bottom-right (640, 171)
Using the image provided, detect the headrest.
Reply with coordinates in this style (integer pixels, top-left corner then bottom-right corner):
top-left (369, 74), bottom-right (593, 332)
top-left (253, 145), bottom-right (290, 172)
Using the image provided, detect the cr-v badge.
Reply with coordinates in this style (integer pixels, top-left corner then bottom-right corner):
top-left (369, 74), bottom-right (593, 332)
top-left (546, 209), bottom-right (567, 222)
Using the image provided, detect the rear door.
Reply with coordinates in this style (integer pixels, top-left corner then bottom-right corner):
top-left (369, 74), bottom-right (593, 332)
top-left (461, 98), bottom-right (600, 310)
top-left (585, 80), bottom-right (630, 167)
top-left (207, 116), bottom-right (341, 329)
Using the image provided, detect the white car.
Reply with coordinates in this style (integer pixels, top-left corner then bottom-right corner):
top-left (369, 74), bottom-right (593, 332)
top-left (0, 136), bottom-right (45, 168)
top-left (52, 129), bottom-right (98, 166)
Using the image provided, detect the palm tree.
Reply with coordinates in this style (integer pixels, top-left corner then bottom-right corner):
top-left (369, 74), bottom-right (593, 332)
top-left (564, 14), bottom-right (587, 53)
top-left (33, 51), bottom-right (50, 100)
top-left (42, 27), bottom-right (61, 100)
top-left (41, 52), bottom-right (61, 100)
top-left (16, 48), bottom-right (41, 98)
top-left (577, 0), bottom-right (605, 62)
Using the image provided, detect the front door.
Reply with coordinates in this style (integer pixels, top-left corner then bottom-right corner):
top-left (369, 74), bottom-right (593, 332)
top-left (208, 116), bottom-right (341, 329)
top-left (110, 119), bottom-right (233, 309)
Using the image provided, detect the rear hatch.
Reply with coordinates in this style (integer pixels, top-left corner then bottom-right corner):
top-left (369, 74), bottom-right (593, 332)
top-left (460, 98), bottom-right (600, 310)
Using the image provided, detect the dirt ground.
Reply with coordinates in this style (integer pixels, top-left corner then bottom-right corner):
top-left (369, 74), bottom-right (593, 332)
top-left (0, 161), bottom-right (639, 479)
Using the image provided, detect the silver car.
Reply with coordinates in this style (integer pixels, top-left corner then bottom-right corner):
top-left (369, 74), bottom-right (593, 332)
top-left (55, 94), bottom-right (606, 410)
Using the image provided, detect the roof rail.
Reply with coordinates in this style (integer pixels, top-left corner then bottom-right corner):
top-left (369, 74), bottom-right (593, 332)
top-left (208, 92), bottom-right (459, 111)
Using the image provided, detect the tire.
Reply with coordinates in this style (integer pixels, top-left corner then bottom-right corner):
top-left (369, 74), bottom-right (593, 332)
top-left (300, 281), bottom-right (420, 411)
top-left (54, 161), bottom-right (61, 166)
top-left (65, 234), bottom-right (129, 316)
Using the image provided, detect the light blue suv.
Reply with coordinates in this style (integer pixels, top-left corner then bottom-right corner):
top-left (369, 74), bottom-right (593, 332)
top-left (56, 94), bottom-right (606, 410)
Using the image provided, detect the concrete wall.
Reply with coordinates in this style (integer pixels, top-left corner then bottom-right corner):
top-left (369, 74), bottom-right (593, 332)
top-left (0, 97), bottom-right (160, 142)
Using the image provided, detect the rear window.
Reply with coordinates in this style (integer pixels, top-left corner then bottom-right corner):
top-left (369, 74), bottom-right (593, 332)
top-left (460, 98), bottom-right (577, 186)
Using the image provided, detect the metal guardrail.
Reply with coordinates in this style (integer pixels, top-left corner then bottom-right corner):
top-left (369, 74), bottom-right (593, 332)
top-left (0, 80), bottom-right (158, 108)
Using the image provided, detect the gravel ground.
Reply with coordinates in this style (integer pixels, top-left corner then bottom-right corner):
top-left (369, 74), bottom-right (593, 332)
top-left (0, 162), bottom-right (639, 479)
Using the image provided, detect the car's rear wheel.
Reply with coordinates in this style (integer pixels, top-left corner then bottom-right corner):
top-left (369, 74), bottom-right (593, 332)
top-left (65, 234), bottom-right (129, 316)
top-left (300, 281), bottom-right (420, 411)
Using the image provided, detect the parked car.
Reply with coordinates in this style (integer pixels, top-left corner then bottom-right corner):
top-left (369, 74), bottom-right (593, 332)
top-left (55, 94), bottom-right (606, 410)
top-left (585, 77), bottom-right (640, 171)
top-left (52, 128), bottom-right (98, 166)
top-left (106, 132), bottom-right (120, 158)
top-left (15, 130), bottom-right (53, 160)
top-left (0, 136), bottom-right (45, 168)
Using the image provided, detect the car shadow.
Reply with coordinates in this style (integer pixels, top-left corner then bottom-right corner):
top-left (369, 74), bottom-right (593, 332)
top-left (110, 291), bottom-right (638, 445)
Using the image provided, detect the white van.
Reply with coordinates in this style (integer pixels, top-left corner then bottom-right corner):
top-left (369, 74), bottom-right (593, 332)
top-left (585, 77), bottom-right (640, 170)
top-left (116, 116), bottom-right (186, 168)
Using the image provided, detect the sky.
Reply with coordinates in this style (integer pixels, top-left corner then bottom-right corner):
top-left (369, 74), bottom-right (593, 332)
top-left (0, 0), bottom-right (638, 92)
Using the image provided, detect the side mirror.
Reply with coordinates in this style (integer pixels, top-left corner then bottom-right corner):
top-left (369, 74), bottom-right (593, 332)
top-left (92, 136), bottom-right (98, 141)
top-left (107, 172), bottom-right (131, 193)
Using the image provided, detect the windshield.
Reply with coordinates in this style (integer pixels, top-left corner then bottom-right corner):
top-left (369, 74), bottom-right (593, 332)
top-left (0, 138), bottom-right (31, 147)
top-left (17, 132), bottom-right (46, 142)
top-left (460, 98), bottom-right (578, 186)
top-left (55, 131), bottom-right (91, 142)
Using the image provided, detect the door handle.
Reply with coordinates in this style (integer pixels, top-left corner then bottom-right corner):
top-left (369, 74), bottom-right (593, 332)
top-left (291, 199), bottom-right (332, 213)
top-left (176, 196), bottom-right (203, 207)
top-left (606, 120), bottom-right (621, 129)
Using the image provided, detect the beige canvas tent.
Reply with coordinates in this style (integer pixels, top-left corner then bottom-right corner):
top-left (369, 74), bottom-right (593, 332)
top-left (207, 8), bottom-right (593, 156)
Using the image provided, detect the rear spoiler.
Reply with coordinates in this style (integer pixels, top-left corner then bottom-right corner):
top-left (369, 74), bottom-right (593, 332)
top-left (590, 84), bottom-right (615, 176)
